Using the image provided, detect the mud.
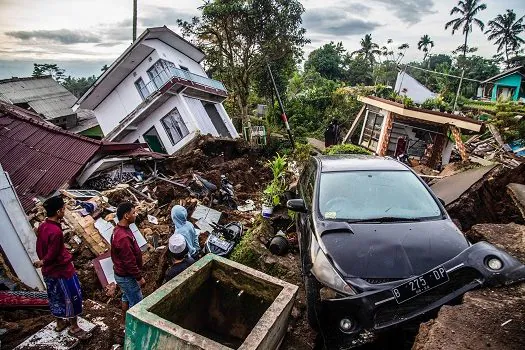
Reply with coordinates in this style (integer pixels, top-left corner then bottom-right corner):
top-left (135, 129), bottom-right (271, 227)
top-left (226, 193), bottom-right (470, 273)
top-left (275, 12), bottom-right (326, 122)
top-left (446, 164), bottom-right (525, 231)
top-left (413, 223), bottom-right (525, 350)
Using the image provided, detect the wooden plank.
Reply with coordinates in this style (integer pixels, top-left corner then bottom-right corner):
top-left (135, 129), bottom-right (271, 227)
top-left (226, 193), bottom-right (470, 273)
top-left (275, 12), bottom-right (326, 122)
top-left (488, 124), bottom-right (506, 148)
top-left (343, 105), bottom-right (366, 143)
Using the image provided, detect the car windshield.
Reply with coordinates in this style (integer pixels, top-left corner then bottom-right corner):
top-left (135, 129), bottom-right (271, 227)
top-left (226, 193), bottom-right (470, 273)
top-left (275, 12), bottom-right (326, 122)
top-left (318, 170), bottom-right (442, 221)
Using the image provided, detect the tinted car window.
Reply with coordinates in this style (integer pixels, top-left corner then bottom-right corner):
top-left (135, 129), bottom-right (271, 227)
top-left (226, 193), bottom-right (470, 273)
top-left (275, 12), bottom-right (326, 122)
top-left (318, 170), bottom-right (441, 221)
top-left (300, 161), bottom-right (316, 206)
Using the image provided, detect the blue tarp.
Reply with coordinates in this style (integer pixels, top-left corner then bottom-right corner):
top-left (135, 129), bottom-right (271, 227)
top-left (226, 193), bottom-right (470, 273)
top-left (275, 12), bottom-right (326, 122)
top-left (506, 139), bottom-right (525, 157)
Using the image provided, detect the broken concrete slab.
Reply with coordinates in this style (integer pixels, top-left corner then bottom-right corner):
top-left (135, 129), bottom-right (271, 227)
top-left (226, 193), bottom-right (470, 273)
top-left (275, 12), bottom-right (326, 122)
top-left (507, 183), bottom-right (525, 220)
top-left (125, 254), bottom-right (298, 350)
top-left (430, 164), bottom-right (496, 205)
top-left (14, 317), bottom-right (97, 350)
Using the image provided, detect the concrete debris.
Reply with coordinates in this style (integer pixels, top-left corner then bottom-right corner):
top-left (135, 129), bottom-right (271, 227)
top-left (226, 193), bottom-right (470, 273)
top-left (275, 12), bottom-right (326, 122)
top-left (14, 317), bottom-right (97, 350)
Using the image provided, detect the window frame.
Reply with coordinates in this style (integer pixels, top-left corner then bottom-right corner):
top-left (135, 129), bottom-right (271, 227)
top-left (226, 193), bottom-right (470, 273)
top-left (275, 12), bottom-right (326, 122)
top-left (160, 107), bottom-right (189, 146)
top-left (135, 78), bottom-right (149, 100)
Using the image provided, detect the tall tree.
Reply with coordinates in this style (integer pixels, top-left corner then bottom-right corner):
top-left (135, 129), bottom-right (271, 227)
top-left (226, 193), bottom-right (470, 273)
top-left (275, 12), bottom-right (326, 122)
top-left (351, 34), bottom-right (381, 67)
top-left (304, 42), bottom-right (347, 81)
top-left (32, 63), bottom-right (66, 83)
top-left (485, 9), bottom-right (525, 63)
top-left (418, 35), bottom-right (435, 61)
top-left (445, 0), bottom-right (487, 59)
top-left (178, 0), bottom-right (308, 124)
top-left (62, 76), bottom-right (97, 98)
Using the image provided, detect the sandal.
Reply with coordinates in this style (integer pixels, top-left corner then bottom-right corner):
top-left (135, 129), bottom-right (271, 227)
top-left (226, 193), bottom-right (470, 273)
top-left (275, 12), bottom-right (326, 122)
top-left (68, 327), bottom-right (92, 340)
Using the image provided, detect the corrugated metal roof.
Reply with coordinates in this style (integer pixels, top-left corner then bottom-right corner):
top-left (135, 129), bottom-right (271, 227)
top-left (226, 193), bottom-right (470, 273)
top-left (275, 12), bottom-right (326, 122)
top-left (0, 76), bottom-right (77, 120)
top-left (0, 102), bottom-right (101, 211)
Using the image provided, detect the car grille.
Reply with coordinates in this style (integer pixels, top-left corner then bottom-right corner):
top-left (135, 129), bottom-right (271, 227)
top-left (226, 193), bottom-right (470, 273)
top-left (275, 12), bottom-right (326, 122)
top-left (364, 278), bottom-right (403, 284)
top-left (374, 267), bottom-right (482, 328)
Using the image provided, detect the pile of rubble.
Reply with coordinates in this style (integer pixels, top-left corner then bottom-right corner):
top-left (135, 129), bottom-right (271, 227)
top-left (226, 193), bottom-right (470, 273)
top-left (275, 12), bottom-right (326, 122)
top-left (464, 125), bottom-right (522, 169)
top-left (0, 135), bottom-right (275, 349)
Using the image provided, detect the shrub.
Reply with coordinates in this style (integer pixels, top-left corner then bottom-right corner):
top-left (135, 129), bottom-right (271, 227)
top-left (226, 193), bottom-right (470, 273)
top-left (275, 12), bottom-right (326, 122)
top-left (323, 144), bottom-right (371, 155)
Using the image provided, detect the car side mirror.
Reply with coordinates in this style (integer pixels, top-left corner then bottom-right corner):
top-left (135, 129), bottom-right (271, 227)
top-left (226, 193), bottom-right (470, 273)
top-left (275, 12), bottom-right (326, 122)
top-left (286, 199), bottom-right (308, 213)
top-left (438, 198), bottom-right (446, 206)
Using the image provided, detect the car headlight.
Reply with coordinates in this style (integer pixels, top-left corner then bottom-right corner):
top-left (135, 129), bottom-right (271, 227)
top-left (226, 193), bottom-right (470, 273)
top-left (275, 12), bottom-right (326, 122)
top-left (310, 237), bottom-right (356, 296)
top-left (486, 256), bottom-right (503, 270)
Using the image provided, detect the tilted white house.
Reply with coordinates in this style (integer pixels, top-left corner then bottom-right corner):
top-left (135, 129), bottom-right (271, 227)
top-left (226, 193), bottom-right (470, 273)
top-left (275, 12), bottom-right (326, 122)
top-left (75, 26), bottom-right (238, 154)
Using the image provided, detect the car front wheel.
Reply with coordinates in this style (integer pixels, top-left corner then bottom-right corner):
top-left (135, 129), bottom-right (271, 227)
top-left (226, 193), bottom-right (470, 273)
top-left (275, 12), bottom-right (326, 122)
top-left (304, 274), bottom-right (321, 331)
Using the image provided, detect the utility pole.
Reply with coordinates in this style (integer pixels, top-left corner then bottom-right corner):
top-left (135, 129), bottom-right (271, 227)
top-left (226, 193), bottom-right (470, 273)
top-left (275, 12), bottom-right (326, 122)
top-left (267, 63), bottom-right (295, 149)
top-left (453, 70), bottom-right (465, 112)
top-left (132, 0), bottom-right (137, 42)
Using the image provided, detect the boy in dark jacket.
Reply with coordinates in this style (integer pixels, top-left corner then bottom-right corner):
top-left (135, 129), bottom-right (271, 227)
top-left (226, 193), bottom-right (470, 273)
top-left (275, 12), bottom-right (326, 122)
top-left (111, 202), bottom-right (144, 329)
top-left (163, 234), bottom-right (194, 284)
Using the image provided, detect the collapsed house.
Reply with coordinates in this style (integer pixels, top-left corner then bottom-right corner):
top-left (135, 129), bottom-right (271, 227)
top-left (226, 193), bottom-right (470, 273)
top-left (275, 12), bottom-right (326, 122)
top-left (74, 26), bottom-right (238, 154)
top-left (0, 76), bottom-right (100, 136)
top-left (347, 96), bottom-right (483, 168)
top-left (0, 101), bottom-right (160, 289)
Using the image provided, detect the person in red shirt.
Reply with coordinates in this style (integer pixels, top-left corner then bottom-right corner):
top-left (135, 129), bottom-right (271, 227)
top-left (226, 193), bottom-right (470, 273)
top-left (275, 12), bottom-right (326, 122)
top-left (111, 202), bottom-right (145, 330)
top-left (34, 196), bottom-right (91, 340)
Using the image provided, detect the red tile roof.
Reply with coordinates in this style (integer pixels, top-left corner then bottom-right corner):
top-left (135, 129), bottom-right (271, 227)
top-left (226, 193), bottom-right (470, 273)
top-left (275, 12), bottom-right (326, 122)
top-left (0, 102), bottom-right (156, 212)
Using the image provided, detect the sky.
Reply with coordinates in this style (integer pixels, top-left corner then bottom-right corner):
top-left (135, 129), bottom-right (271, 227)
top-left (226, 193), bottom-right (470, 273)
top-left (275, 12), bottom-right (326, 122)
top-left (0, 0), bottom-right (523, 79)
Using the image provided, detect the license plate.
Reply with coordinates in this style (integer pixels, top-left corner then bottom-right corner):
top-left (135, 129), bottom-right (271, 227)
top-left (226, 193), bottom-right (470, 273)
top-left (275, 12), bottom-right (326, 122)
top-left (392, 266), bottom-right (449, 304)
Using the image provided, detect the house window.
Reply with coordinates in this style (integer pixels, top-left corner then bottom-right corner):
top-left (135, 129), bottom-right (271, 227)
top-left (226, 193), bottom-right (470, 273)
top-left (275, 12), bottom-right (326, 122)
top-left (161, 108), bottom-right (189, 145)
top-left (179, 65), bottom-right (190, 72)
top-left (135, 78), bottom-right (149, 100)
top-left (148, 59), bottom-right (176, 89)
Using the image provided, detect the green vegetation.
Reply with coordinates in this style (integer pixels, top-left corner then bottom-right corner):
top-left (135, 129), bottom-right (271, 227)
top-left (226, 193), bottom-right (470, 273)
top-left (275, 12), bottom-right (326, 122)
top-left (323, 144), bottom-right (371, 156)
top-left (263, 154), bottom-right (288, 206)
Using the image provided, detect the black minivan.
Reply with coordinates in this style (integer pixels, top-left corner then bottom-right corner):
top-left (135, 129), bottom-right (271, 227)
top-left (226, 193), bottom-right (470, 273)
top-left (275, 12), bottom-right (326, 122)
top-left (287, 155), bottom-right (525, 348)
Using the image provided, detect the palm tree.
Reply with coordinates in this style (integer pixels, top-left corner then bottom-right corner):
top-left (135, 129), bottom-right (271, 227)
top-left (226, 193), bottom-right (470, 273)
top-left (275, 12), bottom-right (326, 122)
top-left (485, 9), bottom-right (525, 63)
top-left (418, 35), bottom-right (435, 61)
top-left (445, 0), bottom-right (487, 59)
top-left (352, 34), bottom-right (381, 67)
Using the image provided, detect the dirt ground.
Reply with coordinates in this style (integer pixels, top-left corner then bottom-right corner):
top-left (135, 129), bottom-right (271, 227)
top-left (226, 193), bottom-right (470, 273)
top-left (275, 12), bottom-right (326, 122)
top-left (413, 223), bottom-right (525, 350)
top-left (3, 137), bottom-right (524, 350)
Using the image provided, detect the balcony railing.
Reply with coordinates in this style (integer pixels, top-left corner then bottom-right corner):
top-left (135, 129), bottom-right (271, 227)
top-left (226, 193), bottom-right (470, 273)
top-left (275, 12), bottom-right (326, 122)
top-left (143, 67), bottom-right (226, 99)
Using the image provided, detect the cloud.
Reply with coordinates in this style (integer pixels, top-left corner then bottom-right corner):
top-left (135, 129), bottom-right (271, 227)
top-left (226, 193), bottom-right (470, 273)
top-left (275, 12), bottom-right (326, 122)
top-left (140, 6), bottom-right (197, 27)
top-left (303, 8), bottom-right (381, 36)
top-left (95, 42), bottom-right (124, 48)
top-left (371, 0), bottom-right (436, 25)
top-left (5, 29), bottom-right (101, 44)
top-left (347, 4), bottom-right (372, 15)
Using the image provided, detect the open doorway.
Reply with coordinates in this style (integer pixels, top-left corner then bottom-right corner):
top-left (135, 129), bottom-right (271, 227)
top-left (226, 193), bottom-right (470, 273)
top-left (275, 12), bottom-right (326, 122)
top-left (202, 102), bottom-right (231, 138)
top-left (143, 126), bottom-right (167, 153)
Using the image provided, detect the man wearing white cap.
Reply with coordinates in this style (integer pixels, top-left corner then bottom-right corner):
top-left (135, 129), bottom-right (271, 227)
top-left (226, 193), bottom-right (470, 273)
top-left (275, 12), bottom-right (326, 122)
top-left (164, 234), bottom-right (195, 284)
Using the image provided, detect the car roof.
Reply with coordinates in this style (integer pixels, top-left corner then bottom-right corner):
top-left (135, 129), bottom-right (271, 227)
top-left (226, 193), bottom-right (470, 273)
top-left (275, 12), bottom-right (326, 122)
top-left (316, 154), bottom-right (410, 172)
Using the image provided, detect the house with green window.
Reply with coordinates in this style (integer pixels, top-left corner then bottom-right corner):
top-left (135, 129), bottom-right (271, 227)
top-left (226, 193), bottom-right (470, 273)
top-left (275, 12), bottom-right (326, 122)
top-left (75, 26), bottom-right (238, 154)
top-left (479, 66), bottom-right (525, 102)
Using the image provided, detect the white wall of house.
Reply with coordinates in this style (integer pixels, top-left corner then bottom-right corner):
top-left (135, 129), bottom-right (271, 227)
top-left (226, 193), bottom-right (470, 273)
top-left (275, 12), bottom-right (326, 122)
top-left (395, 71), bottom-right (436, 104)
top-left (122, 94), bottom-right (198, 154)
top-left (0, 165), bottom-right (45, 290)
top-left (95, 49), bottom-right (161, 135)
top-left (143, 40), bottom-right (208, 76)
top-left (92, 36), bottom-right (237, 153)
